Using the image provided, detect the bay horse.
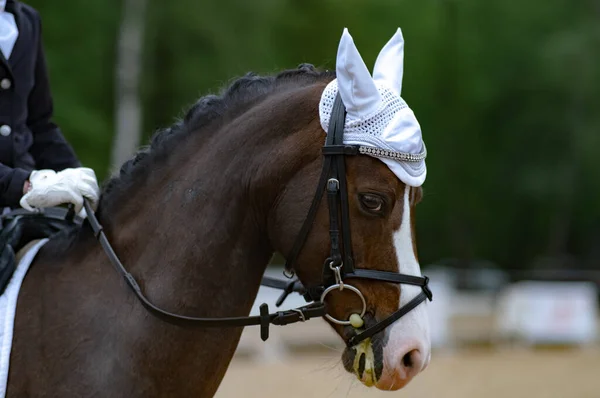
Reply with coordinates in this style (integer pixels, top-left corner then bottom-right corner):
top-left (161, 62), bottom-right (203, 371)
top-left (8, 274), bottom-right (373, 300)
top-left (6, 28), bottom-right (432, 397)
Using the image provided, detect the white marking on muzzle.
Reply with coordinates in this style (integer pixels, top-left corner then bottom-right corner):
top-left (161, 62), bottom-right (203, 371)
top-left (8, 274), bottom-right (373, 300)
top-left (382, 187), bottom-right (431, 374)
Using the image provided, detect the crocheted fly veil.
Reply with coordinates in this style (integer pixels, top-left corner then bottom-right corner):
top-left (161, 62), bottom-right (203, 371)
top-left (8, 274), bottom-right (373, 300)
top-left (319, 28), bottom-right (427, 187)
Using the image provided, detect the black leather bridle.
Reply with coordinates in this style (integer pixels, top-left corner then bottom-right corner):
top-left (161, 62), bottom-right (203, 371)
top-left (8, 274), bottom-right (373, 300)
top-left (83, 92), bottom-right (432, 347)
top-left (264, 92), bottom-right (432, 346)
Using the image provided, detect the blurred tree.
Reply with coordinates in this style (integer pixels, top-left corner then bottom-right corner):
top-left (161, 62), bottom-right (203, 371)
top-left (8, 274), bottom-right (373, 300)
top-left (111, 0), bottom-right (148, 171)
top-left (26, 0), bottom-right (120, 179)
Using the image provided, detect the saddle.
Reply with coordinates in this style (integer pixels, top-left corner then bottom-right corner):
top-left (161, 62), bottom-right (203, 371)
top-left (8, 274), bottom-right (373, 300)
top-left (0, 206), bottom-right (81, 295)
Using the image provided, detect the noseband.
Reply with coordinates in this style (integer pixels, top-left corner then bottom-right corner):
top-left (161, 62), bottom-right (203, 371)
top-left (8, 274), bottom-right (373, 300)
top-left (84, 92), bottom-right (432, 347)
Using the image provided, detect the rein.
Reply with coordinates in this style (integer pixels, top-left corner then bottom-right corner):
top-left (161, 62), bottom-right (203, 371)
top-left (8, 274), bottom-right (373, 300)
top-left (83, 200), bottom-right (324, 342)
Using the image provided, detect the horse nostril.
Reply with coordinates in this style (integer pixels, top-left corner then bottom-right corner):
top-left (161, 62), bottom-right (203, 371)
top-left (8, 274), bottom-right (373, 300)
top-left (402, 351), bottom-right (414, 368)
top-left (401, 349), bottom-right (424, 374)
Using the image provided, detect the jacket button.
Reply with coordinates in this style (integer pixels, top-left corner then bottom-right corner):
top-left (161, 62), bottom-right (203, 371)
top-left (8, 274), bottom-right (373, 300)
top-left (0, 78), bottom-right (11, 90)
top-left (0, 125), bottom-right (11, 136)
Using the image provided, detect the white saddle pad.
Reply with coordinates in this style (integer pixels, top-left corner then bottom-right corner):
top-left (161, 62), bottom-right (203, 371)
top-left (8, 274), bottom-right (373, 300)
top-left (0, 238), bottom-right (48, 397)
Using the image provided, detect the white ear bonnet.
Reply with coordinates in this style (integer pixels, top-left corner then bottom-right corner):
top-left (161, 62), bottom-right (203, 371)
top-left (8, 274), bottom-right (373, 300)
top-left (319, 28), bottom-right (427, 187)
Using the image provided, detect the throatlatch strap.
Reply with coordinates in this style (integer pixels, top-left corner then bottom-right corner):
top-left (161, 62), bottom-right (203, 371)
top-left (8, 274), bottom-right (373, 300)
top-left (283, 156), bottom-right (332, 275)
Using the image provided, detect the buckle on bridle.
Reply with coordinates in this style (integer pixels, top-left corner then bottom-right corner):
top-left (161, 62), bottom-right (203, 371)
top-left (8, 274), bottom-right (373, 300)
top-left (290, 308), bottom-right (306, 322)
top-left (283, 268), bottom-right (295, 279)
top-left (272, 304), bottom-right (326, 327)
top-left (327, 178), bottom-right (339, 192)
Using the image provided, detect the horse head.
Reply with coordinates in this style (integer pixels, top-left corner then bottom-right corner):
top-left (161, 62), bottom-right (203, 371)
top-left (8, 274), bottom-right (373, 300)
top-left (269, 28), bottom-right (431, 390)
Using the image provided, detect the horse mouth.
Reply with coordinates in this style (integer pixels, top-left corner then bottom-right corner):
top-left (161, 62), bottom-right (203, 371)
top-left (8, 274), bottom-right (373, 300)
top-left (342, 336), bottom-right (384, 387)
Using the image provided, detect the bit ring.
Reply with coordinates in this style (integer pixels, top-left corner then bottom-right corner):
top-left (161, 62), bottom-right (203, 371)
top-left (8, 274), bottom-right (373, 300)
top-left (320, 284), bottom-right (366, 325)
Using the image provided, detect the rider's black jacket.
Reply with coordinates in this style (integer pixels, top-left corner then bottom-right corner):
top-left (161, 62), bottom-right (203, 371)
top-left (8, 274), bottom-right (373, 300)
top-left (0, 0), bottom-right (79, 208)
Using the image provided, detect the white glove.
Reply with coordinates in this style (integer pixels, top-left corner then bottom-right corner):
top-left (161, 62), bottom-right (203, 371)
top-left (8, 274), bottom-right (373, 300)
top-left (19, 167), bottom-right (100, 214)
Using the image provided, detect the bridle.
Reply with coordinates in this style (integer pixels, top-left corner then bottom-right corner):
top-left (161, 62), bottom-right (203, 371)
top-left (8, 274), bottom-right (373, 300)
top-left (268, 92), bottom-right (432, 346)
top-left (83, 92), bottom-right (432, 347)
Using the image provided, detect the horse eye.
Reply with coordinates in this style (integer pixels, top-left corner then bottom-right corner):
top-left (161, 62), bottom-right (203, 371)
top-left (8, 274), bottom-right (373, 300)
top-left (359, 193), bottom-right (384, 213)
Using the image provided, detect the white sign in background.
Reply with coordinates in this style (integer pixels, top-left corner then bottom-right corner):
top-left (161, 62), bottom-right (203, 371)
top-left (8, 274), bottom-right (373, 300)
top-left (496, 281), bottom-right (598, 345)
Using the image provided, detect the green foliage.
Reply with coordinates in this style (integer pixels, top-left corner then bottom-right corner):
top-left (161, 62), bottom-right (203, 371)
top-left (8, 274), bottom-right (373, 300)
top-left (27, 0), bottom-right (120, 176)
top-left (24, 0), bottom-right (599, 269)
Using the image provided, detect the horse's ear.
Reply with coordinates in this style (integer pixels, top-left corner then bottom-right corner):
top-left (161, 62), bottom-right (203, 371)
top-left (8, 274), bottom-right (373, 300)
top-left (336, 28), bottom-right (382, 120)
top-left (373, 28), bottom-right (404, 96)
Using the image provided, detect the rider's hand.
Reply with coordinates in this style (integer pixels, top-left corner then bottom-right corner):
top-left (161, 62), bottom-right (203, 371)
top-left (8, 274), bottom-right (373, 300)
top-left (19, 167), bottom-right (100, 213)
top-left (22, 180), bottom-right (31, 194)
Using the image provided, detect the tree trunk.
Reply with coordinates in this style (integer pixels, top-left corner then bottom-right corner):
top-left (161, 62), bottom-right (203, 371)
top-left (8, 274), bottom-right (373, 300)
top-left (111, 0), bottom-right (148, 171)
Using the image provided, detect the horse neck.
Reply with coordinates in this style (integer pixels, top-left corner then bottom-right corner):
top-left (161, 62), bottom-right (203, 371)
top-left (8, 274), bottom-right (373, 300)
top-left (96, 83), bottom-right (325, 320)
top-left (7, 82), bottom-right (330, 398)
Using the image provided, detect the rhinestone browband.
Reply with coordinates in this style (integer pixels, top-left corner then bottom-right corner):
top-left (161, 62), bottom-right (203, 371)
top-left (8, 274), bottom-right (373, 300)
top-left (358, 144), bottom-right (427, 162)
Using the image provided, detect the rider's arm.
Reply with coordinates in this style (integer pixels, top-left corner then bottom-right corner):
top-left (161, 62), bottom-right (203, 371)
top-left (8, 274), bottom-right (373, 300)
top-left (0, 163), bottom-right (31, 207)
top-left (26, 15), bottom-right (80, 172)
